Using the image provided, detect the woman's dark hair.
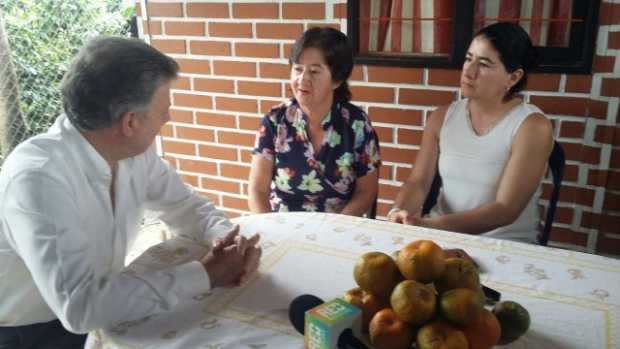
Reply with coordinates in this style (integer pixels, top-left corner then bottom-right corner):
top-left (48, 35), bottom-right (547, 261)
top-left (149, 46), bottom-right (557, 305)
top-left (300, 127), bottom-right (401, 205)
top-left (61, 37), bottom-right (179, 130)
top-left (289, 27), bottom-right (353, 103)
top-left (474, 22), bottom-right (540, 98)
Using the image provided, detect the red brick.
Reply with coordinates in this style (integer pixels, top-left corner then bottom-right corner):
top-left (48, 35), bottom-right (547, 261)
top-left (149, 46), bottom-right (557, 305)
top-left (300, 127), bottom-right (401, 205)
top-left (601, 78), bottom-right (620, 98)
top-left (587, 169), bottom-right (607, 187)
top-left (196, 112), bottom-right (236, 128)
top-left (201, 177), bottom-right (240, 194)
top-left (233, 3), bottom-right (278, 19)
top-left (235, 43), bottom-right (280, 58)
top-left (396, 167), bottom-right (413, 182)
top-left (222, 195), bottom-right (250, 211)
top-left (559, 121), bottom-right (585, 139)
top-left (162, 140), bottom-right (195, 156)
top-left (380, 146), bottom-right (417, 164)
top-left (240, 149), bottom-right (253, 163)
top-left (596, 235), bottom-right (620, 256)
top-left (599, 2), bottom-right (620, 25)
top-left (594, 125), bottom-right (617, 145)
top-left (147, 2), bottom-right (182, 17)
top-left (256, 23), bottom-right (304, 39)
top-left (530, 96), bottom-right (588, 116)
top-left (282, 3), bottom-right (325, 19)
top-left (599, 214), bottom-right (620, 234)
top-left (239, 116), bottom-right (261, 132)
top-left (376, 201), bottom-right (393, 217)
top-left (260, 100), bottom-right (282, 114)
top-left (612, 149), bottom-right (620, 168)
top-left (187, 3), bottom-right (229, 18)
top-left (593, 55), bottom-right (616, 73)
top-left (400, 89), bottom-right (455, 106)
top-left (374, 126), bottom-right (393, 143)
top-left (350, 66), bottom-right (364, 81)
top-left (307, 23), bottom-right (341, 32)
top-left (176, 58), bottom-right (210, 75)
top-left (379, 183), bottom-right (400, 201)
top-left (238, 81), bottom-right (282, 97)
top-left (169, 109), bottom-right (193, 123)
top-left (151, 39), bottom-right (185, 54)
top-left (176, 126), bottom-right (215, 143)
top-left (135, 1), bottom-right (142, 16)
top-left (334, 3), bottom-right (347, 19)
top-left (190, 41), bottom-right (231, 56)
top-left (608, 31), bottom-right (620, 50)
top-left (428, 69), bottom-right (460, 87)
top-left (194, 78), bottom-right (234, 94)
top-left (199, 145), bottom-right (238, 161)
top-left (144, 20), bottom-right (161, 35)
top-left (282, 43), bottom-right (295, 59)
top-left (178, 158), bottom-right (217, 175)
top-left (221, 163), bottom-right (252, 180)
top-left (215, 97), bottom-right (258, 113)
top-left (218, 130), bottom-right (256, 147)
top-left (563, 164), bottom-right (579, 183)
top-left (260, 63), bottom-right (290, 79)
top-left (209, 23), bottom-right (253, 38)
top-left (588, 99), bottom-right (609, 119)
top-left (549, 227), bottom-right (587, 247)
top-left (550, 206), bottom-right (574, 225)
top-left (199, 191), bottom-right (220, 205)
top-left (350, 86), bottom-right (395, 103)
top-left (213, 61), bottom-right (256, 77)
top-left (379, 164), bottom-right (393, 180)
top-left (544, 185), bottom-right (596, 207)
top-left (565, 75), bottom-right (592, 93)
top-left (171, 76), bottom-right (190, 90)
top-left (560, 142), bottom-right (601, 164)
top-left (367, 66), bottom-right (424, 84)
top-left (165, 21), bottom-right (205, 36)
top-left (398, 129), bottom-right (423, 146)
top-left (173, 93), bottom-right (213, 110)
top-left (604, 192), bottom-right (620, 211)
top-left (527, 74), bottom-right (561, 91)
top-left (160, 124), bottom-right (173, 137)
top-left (368, 107), bottom-right (423, 127)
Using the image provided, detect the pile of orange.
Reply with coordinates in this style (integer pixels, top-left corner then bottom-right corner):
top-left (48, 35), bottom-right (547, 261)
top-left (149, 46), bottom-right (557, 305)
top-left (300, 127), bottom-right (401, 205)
top-left (344, 240), bottom-right (529, 349)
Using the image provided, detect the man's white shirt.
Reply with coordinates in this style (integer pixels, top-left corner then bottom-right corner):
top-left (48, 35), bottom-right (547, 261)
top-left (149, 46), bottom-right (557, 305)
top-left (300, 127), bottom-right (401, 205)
top-left (0, 115), bottom-right (234, 332)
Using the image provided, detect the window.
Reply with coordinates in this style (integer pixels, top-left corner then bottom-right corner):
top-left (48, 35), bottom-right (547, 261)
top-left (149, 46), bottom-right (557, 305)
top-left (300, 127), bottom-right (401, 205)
top-left (347, 0), bottom-right (600, 73)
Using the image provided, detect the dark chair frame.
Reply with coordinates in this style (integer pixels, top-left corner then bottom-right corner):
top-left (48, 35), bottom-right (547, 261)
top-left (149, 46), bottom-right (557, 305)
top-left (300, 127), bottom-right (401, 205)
top-left (420, 141), bottom-right (565, 246)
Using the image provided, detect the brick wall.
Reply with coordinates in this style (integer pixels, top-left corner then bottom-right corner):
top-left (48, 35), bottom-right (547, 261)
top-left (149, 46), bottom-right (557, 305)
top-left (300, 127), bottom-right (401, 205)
top-left (137, 0), bottom-right (620, 257)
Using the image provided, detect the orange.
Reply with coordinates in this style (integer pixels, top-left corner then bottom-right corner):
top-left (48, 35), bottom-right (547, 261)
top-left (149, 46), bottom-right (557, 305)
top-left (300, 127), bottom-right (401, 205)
top-left (369, 308), bottom-right (415, 349)
top-left (417, 320), bottom-right (469, 349)
top-left (462, 308), bottom-right (501, 349)
top-left (439, 288), bottom-right (484, 327)
top-left (390, 280), bottom-right (436, 326)
top-left (396, 240), bottom-right (446, 283)
top-left (353, 251), bottom-right (401, 297)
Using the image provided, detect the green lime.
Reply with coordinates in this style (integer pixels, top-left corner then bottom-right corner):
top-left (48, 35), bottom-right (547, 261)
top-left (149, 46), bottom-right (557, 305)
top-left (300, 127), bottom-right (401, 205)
top-left (492, 300), bottom-right (530, 344)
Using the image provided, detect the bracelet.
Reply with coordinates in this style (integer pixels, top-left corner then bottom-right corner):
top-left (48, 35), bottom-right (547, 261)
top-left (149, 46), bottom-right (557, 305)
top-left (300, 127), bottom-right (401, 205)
top-left (387, 207), bottom-right (404, 217)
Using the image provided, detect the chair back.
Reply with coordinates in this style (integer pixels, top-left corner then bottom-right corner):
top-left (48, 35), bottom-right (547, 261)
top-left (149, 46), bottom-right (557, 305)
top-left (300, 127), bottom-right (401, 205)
top-left (538, 141), bottom-right (565, 246)
top-left (419, 141), bottom-right (565, 245)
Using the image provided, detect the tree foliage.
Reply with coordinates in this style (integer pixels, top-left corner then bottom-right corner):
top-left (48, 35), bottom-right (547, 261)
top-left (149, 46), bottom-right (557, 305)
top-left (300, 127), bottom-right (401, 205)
top-left (0, 0), bottom-right (134, 135)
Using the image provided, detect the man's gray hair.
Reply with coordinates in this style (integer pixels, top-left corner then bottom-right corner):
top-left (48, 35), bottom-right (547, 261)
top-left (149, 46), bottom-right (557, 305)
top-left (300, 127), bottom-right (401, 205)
top-left (61, 37), bottom-right (179, 130)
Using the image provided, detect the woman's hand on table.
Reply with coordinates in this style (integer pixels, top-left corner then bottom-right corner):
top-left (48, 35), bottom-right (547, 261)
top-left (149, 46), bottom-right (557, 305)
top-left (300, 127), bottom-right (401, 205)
top-left (201, 227), bottom-right (262, 287)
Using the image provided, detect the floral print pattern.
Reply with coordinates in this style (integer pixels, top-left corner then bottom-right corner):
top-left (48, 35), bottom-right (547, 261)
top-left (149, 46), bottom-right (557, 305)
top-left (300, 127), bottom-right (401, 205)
top-left (253, 99), bottom-right (381, 213)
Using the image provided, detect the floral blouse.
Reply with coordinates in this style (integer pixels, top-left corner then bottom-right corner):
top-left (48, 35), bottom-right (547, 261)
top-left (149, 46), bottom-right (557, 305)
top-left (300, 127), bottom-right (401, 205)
top-left (253, 99), bottom-right (381, 213)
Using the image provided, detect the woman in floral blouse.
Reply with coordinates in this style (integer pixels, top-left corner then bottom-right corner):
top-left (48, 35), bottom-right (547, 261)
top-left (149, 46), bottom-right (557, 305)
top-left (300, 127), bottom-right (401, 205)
top-left (249, 27), bottom-right (381, 215)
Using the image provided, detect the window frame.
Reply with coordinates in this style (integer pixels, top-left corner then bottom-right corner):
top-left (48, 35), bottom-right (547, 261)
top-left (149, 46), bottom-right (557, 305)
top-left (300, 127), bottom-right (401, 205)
top-left (347, 0), bottom-right (600, 74)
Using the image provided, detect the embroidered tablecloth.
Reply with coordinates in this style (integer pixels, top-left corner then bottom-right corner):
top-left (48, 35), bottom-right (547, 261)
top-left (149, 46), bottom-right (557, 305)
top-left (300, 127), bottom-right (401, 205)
top-left (86, 212), bottom-right (620, 349)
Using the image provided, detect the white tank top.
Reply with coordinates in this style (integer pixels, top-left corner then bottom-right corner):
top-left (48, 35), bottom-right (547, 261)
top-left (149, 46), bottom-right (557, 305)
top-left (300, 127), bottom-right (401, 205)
top-left (431, 98), bottom-right (542, 242)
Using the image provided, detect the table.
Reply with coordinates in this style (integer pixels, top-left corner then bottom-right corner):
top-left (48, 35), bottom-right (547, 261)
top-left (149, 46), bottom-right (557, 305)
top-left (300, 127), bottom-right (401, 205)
top-left (85, 212), bottom-right (620, 349)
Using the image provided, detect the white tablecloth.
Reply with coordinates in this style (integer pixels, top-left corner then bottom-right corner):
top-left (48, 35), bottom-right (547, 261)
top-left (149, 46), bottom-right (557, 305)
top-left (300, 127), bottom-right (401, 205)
top-left (86, 212), bottom-right (620, 349)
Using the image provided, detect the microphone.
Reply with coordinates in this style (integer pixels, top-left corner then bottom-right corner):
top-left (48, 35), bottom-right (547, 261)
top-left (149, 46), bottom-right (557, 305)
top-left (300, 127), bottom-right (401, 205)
top-left (288, 294), bottom-right (370, 349)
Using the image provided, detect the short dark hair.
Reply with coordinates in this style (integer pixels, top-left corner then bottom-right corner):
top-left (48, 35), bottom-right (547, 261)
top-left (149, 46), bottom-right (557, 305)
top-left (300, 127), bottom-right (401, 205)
top-left (289, 27), bottom-right (353, 103)
top-left (61, 37), bottom-right (179, 130)
top-left (474, 22), bottom-right (540, 98)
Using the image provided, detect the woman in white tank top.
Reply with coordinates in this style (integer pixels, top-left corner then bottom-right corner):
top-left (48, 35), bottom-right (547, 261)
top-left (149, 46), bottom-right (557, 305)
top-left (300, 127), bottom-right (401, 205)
top-left (388, 22), bottom-right (553, 243)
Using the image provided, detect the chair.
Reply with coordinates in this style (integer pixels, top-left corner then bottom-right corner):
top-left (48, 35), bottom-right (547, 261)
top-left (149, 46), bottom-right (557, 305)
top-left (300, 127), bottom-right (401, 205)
top-left (420, 141), bottom-right (565, 246)
top-left (366, 196), bottom-right (377, 219)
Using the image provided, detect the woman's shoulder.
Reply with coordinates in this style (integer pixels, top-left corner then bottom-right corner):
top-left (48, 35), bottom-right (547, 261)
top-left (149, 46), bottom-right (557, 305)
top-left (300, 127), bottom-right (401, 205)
top-left (263, 99), bottom-right (295, 124)
top-left (339, 101), bottom-right (367, 119)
